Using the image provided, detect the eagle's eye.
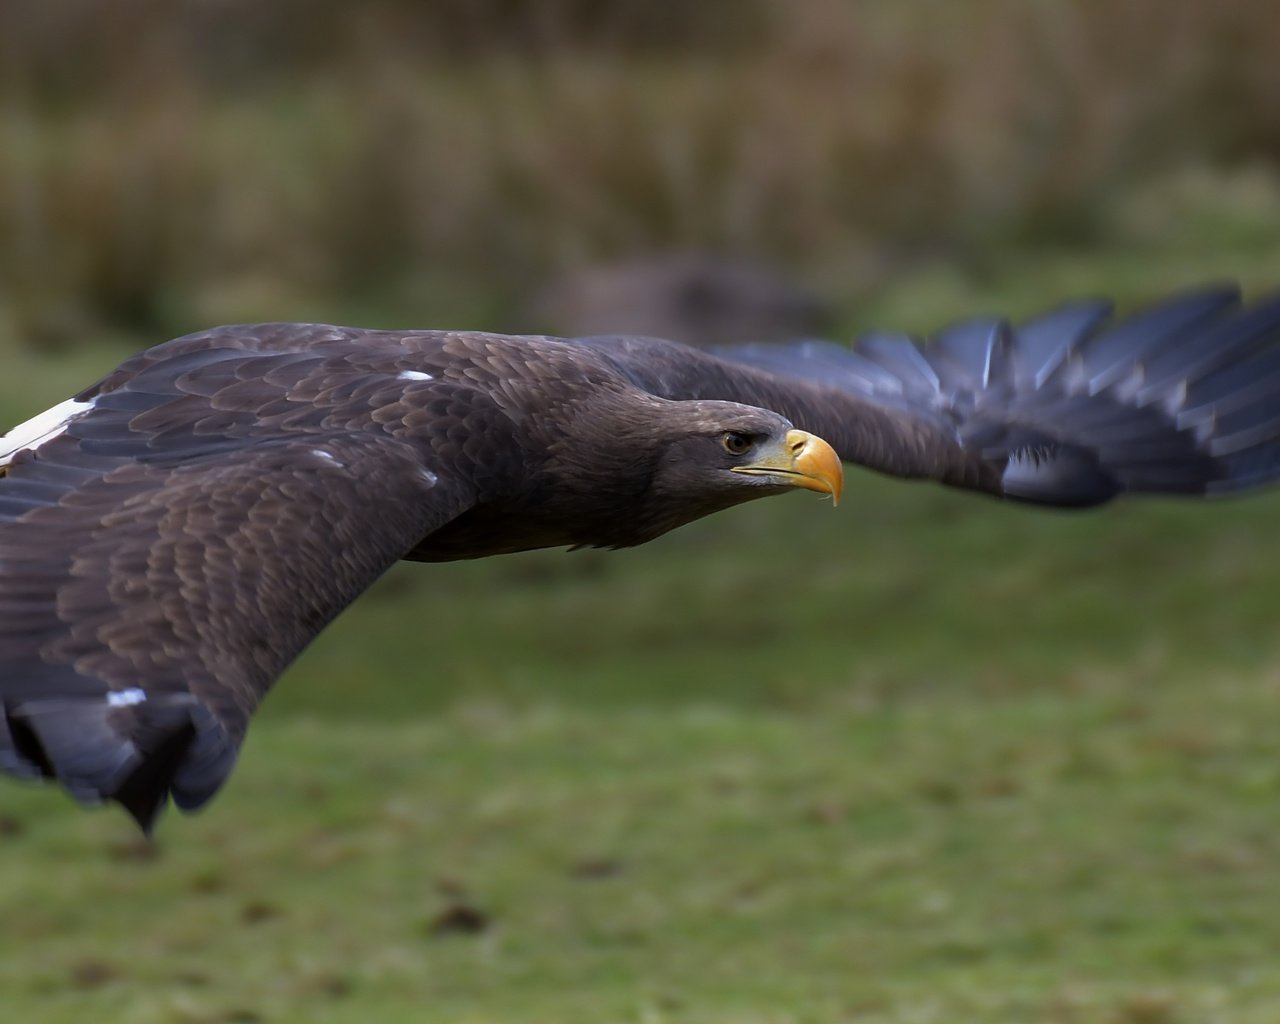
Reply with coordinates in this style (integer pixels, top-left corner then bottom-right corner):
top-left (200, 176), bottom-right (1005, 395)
top-left (721, 431), bottom-right (754, 456)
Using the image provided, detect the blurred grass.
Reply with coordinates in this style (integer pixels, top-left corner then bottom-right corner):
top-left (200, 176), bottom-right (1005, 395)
top-left (4, 561), bottom-right (1280, 1023)
top-left (6, 678), bottom-right (1280, 1023)
top-left (5, 1), bottom-right (1280, 1021)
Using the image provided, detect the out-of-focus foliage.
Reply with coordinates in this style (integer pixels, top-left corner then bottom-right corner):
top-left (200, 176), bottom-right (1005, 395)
top-left (1, 0), bottom-right (1279, 344)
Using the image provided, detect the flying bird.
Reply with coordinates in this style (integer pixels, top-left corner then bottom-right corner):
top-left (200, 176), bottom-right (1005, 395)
top-left (2, 285), bottom-right (1280, 832)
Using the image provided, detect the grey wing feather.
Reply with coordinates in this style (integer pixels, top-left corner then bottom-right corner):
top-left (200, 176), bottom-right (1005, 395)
top-left (579, 284), bottom-right (1280, 505)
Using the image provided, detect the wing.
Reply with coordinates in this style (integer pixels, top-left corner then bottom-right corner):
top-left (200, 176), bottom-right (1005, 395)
top-left (0, 331), bottom-right (483, 831)
top-left (575, 286), bottom-right (1280, 505)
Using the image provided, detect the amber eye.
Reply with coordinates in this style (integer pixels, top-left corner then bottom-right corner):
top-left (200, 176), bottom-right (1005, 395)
top-left (721, 431), bottom-right (754, 455)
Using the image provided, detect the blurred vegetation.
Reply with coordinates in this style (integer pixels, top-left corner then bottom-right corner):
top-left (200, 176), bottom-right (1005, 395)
top-left (4, 3), bottom-right (1280, 1022)
top-left (6, 486), bottom-right (1280, 1023)
top-left (2, 0), bottom-right (1280, 345)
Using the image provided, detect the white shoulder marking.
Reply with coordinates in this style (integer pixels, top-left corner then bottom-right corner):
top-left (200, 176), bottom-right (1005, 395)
top-left (419, 468), bottom-right (439, 486)
top-left (311, 449), bottom-right (346, 468)
top-left (106, 688), bottom-right (147, 708)
top-left (398, 370), bottom-right (435, 382)
top-left (0, 396), bottom-right (94, 467)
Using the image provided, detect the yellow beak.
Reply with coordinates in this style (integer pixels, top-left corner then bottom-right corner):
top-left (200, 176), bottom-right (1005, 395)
top-left (731, 429), bottom-right (844, 506)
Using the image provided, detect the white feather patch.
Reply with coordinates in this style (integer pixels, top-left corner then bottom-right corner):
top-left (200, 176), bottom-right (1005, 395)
top-left (106, 688), bottom-right (147, 708)
top-left (0, 397), bottom-right (94, 467)
top-left (311, 449), bottom-right (345, 468)
top-left (398, 370), bottom-right (435, 382)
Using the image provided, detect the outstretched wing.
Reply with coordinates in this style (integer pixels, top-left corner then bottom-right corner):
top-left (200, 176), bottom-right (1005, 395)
top-left (0, 335), bottom-right (480, 832)
top-left (577, 286), bottom-right (1280, 505)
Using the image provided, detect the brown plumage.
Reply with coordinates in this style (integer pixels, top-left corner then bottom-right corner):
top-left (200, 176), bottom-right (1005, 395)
top-left (3, 284), bottom-right (1280, 832)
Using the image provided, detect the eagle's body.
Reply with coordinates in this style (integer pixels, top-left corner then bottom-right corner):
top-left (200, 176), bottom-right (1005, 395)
top-left (3, 286), bottom-right (1280, 831)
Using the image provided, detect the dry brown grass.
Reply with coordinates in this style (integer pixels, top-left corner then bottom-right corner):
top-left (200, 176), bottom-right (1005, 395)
top-left (1, 0), bottom-right (1278, 343)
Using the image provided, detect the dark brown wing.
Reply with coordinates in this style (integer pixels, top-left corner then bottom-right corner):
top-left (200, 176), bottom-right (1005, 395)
top-left (575, 286), bottom-right (1280, 505)
top-left (0, 435), bottom-right (469, 831)
top-left (0, 326), bottom-right (498, 831)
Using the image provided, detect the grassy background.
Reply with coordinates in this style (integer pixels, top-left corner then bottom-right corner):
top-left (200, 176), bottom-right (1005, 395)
top-left (4, 474), bottom-right (1280, 1024)
top-left (4, 3), bottom-right (1280, 1022)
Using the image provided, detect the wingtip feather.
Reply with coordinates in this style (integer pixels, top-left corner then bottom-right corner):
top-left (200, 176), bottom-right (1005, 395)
top-left (0, 691), bottom-right (236, 834)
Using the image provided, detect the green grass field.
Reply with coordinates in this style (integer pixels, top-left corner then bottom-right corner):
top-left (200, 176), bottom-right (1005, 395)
top-left (4, 255), bottom-right (1280, 1023)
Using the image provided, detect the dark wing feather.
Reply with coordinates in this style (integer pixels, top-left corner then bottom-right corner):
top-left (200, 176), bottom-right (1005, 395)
top-left (0, 433), bottom-right (466, 831)
top-left (575, 286), bottom-right (1280, 505)
top-left (0, 324), bottom-right (503, 830)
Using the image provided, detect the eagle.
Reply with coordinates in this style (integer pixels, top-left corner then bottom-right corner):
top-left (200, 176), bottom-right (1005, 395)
top-left (2, 285), bottom-right (1279, 833)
